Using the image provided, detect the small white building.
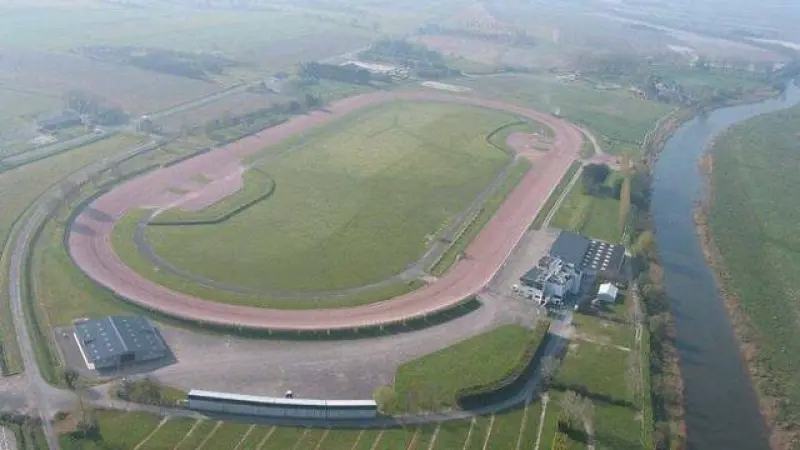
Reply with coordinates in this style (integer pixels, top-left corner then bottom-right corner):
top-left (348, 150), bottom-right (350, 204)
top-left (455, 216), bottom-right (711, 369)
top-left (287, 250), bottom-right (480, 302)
top-left (597, 282), bottom-right (619, 303)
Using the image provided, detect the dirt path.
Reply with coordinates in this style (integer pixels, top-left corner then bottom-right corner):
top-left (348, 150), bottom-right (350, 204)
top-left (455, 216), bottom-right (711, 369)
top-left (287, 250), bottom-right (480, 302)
top-left (67, 90), bottom-right (582, 331)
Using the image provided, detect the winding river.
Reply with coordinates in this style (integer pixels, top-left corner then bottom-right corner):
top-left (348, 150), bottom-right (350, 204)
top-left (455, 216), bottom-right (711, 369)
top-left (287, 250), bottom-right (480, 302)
top-left (651, 82), bottom-right (800, 450)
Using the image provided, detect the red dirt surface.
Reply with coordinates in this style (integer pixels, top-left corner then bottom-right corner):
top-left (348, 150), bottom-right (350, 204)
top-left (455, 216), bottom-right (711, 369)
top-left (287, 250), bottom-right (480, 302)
top-left (506, 132), bottom-right (553, 153)
top-left (67, 90), bottom-right (582, 331)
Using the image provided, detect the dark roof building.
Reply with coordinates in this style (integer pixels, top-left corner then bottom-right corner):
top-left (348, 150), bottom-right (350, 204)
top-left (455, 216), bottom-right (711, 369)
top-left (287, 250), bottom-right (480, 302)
top-left (549, 231), bottom-right (625, 277)
top-left (73, 316), bottom-right (167, 370)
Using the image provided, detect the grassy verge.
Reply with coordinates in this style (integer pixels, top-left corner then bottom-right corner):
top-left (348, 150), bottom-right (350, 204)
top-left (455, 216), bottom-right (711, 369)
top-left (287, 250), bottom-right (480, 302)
top-left (430, 159), bottom-right (530, 276)
top-left (149, 169), bottom-right (275, 225)
top-left (376, 322), bottom-right (548, 413)
top-left (112, 378), bottom-right (188, 408)
top-left (551, 170), bottom-right (624, 243)
top-left (531, 161), bottom-right (582, 230)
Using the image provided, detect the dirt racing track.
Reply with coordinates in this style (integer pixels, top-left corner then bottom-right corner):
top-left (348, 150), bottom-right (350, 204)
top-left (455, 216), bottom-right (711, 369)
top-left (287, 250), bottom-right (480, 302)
top-left (67, 90), bottom-right (582, 331)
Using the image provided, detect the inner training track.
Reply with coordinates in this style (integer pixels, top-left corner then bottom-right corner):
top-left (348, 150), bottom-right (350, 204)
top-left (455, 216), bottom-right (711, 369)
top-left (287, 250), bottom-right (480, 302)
top-left (67, 90), bottom-right (582, 331)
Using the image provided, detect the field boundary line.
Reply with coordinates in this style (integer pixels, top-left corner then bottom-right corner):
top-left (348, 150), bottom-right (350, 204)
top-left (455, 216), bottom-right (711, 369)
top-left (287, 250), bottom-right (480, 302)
top-left (195, 420), bottom-right (222, 450)
top-left (427, 424), bottom-right (442, 450)
top-left (133, 416), bottom-right (168, 450)
top-left (312, 429), bottom-right (330, 450)
top-left (481, 415), bottom-right (496, 450)
top-left (369, 430), bottom-right (385, 450)
top-left (514, 403), bottom-right (530, 450)
top-left (233, 424), bottom-right (256, 450)
top-left (405, 427), bottom-right (421, 450)
top-left (349, 430), bottom-right (365, 450)
top-left (533, 393), bottom-right (550, 450)
top-left (461, 417), bottom-right (477, 450)
top-left (255, 426), bottom-right (277, 450)
top-left (172, 419), bottom-right (202, 450)
top-left (291, 429), bottom-right (311, 450)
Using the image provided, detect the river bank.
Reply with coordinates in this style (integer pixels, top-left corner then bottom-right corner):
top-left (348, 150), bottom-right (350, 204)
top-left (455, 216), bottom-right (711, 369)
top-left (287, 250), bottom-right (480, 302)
top-left (695, 134), bottom-right (796, 449)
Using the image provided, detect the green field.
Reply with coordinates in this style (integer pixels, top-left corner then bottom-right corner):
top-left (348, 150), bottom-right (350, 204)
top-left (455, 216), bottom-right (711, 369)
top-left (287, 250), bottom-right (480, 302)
top-left (137, 101), bottom-right (518, 294)
top-left (378, 323), bottom-right (549, 413)
top-left (463, 73), bottom-right (673, 156)
top-left (706, 105), bottom-right (800, 434)
top-left (56, 404), bottom-right (556, 450)
top-left (551, 170), bottom-right (625, 243)
top-left (531, 161), bottom-right (582, 230)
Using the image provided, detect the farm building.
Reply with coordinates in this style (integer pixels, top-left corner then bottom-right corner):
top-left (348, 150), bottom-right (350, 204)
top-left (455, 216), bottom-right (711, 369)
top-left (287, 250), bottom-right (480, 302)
top-left (188, 390), bottom-right (378, 419)
top-left (37, 110), bottom-right (82, 132)
top-left (73, 316), bottom-right (167, 370)
top-left (597, 282), bottom-right (619, 303)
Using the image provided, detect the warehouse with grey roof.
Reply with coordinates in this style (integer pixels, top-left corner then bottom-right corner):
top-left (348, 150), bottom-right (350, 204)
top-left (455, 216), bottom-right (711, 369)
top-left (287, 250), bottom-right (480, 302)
top-left (73, 316), bottom-right (167, 370)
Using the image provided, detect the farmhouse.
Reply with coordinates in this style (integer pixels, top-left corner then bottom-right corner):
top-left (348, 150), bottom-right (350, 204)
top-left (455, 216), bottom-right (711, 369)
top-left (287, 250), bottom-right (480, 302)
top-left (73, 316), bottom-right (167, 371)
top-left (37, 110), bottom-right (82, 132)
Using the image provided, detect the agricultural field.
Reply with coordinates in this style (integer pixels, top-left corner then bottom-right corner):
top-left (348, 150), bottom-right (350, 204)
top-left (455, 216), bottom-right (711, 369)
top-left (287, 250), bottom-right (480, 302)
top-left (56, 403), bottom-right (558, 450)
top-left (377, 323), bottom-right (549, 413)
top-left (462, 73), bottom-right (673, 157)
top-left (706, 105), bottom-right (800, 433)
top-left (137, 101), bottom-right (519, 294)
top-left (153, 91), bottom-right (292, 135)
top-left (551, 170), bottom-right (625, 243)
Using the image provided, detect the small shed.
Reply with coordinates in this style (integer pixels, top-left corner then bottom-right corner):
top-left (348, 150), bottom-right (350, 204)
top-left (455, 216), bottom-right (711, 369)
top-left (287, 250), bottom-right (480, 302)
top-left (597, 282), bottom-right (619, 303)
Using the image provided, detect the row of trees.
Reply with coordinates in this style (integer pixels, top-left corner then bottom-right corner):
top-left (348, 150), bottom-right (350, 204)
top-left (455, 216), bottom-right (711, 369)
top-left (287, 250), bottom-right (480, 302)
top-left (65, 90), bottom-right (128, 126)
top-left (358, 38), bottom-right (461, 79)
top-left (299, 62), bottom-right (375, 85)
top-left (82, 45), bottom-right (239, 81)
top-left (418, 24), bottom-right (537, 47)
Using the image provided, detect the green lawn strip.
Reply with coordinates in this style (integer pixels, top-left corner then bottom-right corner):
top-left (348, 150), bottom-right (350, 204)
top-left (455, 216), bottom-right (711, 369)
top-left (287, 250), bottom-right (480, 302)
top-left (516, 402), bottom-right (544, 450)
top-left (373, 426), bottom-right (417, 450)
top-left (594, 403), bottom-right (642, 450)
top-left (538, 395), bottom-right (561, 450)
top-left (173, 419), bottom-right (218, 450)
top-left (464, 416), bottom-right (492, 450)
top-left (531, 161), bottom-right (582, 230)
top-left (485, 407), bottom-right (525, 450)
top-left (144, 101), bottom-right (515, 293)
top-left (237, 425), bottom-right (276, 450)
top-left (555, 341), bottom-right (632, 406)
top-left (430, 159), bottom-right (530, 277)
top-left (138, 418), bottom-right (198, 450)
top-left (573, 313), bottom-right (635, 350)
top-left (383, 323), bottom-right (547, 413)
top-left (260, 426), bottom-right (307, 449)
top-left (196, 421), bottom-right (252, 449)
top-left (430, 420), bottom-right (472, 450)
top-left (315, 429), bottom-right (362, 449)
top-left (706, 105), bottom-right (800, 428)
top-left (290, 428), bottom-right (328, 450)
top-left (551, 170), bottom-right (623, 243)
top-left (59, 410), bottom-right (161, 450)
top-left (113, 209), bottom-right (426, 310)
top-left (0, 134), bottom-right (146, 374)
top-left (352, 429), bottom-right (385, 450)
top-left (579, 134), bottom-right (595, 159)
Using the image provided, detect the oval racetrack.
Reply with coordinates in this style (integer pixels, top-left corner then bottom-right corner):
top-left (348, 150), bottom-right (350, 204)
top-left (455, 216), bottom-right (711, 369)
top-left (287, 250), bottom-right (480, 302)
top-left (67, 90), bottom-right (583, 331)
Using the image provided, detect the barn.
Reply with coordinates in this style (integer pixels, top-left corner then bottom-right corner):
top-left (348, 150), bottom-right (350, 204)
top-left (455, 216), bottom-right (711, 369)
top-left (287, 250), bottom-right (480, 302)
top-left (73, 316), bottom-right (167, 370)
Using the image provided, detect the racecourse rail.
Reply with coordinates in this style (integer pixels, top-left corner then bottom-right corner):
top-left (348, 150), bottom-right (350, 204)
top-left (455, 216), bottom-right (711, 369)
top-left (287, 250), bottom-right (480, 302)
top-left (67, 90), bottom-right (582, 332)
